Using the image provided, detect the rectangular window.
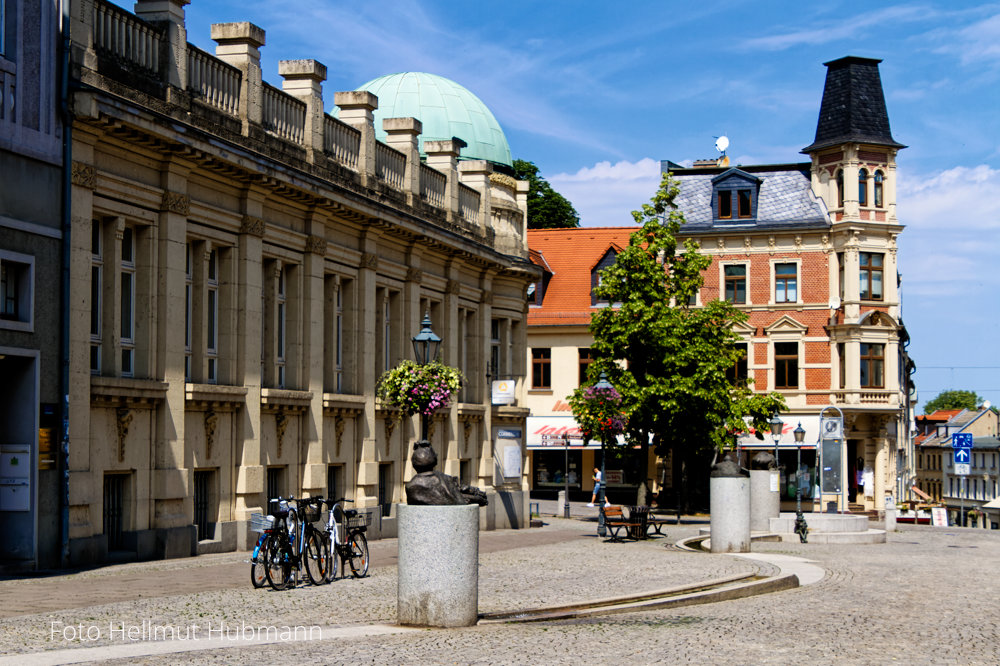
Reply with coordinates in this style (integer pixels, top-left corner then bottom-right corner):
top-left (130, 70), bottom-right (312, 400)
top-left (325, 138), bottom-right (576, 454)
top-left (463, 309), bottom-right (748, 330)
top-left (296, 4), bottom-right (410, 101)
top-left (532, 348), bottom-right (552, 389)
top-left (724, 265), bottom-right (746, 304)
top-left (837, 252), bottom-right (845, 300)
top-left (718, 191), bottom-right (732, 219)
top-left (266, 467), bottom-right (285, 509)
top-left (578, 348), bottom-right (592, 386)
top-left (103, 473), bottom-right (128, 551)
top-left (860, 343), bottom-right (884, 388)
top-left (774, 341), bottom-right (798, 389)
top-left (383, 298), bottom-right (391, 372)
top-left (327, 465), bottom-right (344, 503)
top-left (276, 266), bottom-right (286, 388)
top-left (90, 221), bottom-right (102, 373)
top-left (737, 190), bottom-right (752, 218)
top-left (0, 261), bottom-right (16, 318)
top-left (206, 249), bottom-right (218, 383)
top-left (120, 226), bottom-right (135, 377)
top-left (335, 280), bottom-right (344, 392)
top-left (378, 463), bottom-right (393, 519)
top-left (490, 319), bottom-right (501, 379)
top-left (859, 252), bottom-right (883, 301)
top-left (726, 342), bottom-right (748, 385)
top-left (838, 343), bottom-right (845, 389)
top-left (774, 263), bottom-right (797, 303)
top-left (184, 244), bottom-right (192, 381)
top-left (193, 470), bottom-right (215, 541)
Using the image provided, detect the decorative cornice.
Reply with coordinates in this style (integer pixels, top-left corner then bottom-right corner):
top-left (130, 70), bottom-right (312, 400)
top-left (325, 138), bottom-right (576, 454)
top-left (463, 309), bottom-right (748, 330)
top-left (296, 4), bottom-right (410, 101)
top-left (161, 191), bottom-right (190, 216)
top-left (71, 162), bottom-right (96, 189)
top-left (305, 235), bottom-right (328, 255)
top-left (489, 172), bottom-right (518, 189)
top-left (240, 215), bottom-right (265, 237)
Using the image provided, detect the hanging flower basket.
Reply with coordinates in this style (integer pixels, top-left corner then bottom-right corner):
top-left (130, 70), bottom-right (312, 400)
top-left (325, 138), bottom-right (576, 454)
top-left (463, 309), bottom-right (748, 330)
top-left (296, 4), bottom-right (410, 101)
top-left (569, 383), bottom-right (627, 445)
top-left (376, 360), bottom-right (464, 418)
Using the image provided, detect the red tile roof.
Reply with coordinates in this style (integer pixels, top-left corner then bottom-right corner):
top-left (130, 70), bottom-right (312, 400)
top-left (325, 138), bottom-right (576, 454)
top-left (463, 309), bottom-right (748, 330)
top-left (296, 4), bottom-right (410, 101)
top-left (528, 227), bottom-right (636, 326)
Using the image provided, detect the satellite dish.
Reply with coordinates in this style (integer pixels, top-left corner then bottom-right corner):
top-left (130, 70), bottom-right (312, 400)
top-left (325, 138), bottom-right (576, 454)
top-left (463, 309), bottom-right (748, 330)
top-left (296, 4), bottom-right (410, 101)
top-left (983, 400), bottom-right (992, 410)
top-left (715, 135), bottom-right (729, 154)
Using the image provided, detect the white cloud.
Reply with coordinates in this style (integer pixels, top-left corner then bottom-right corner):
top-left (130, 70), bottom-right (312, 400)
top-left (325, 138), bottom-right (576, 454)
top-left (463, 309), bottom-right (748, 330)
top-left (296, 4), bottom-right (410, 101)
top-left (898, 164), bottom-right (1000, 231)
top-left (549, 158), bottom-right (662, 227)
top-left (738, 5), bottom-right (928, 52)
top-left (931, 12), bottom-right (1000, 66)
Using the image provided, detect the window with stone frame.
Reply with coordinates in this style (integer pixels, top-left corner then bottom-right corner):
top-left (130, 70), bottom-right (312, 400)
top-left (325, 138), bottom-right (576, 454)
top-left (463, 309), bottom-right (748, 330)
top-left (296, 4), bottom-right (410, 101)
top-left (874, 170), bottom-right (884, 208)
top-left (858, 168), bottom-right (869, 207)
top-left (724, 264), bottom-right (747, 304)
top-left (774, 341), bottom-right (799, 389)
top-left (324, 274), bottom-right (354, 394)
top-left (774, 263), bottom-right (797, 303)
top-left (186, 241), bottom-right (230, 384)
top-left (860, 342), bottom-right (884, 388)
top-left (726, 342), bottom-right (749, 386)
top-left (0, 250), bottom-right (32, 328)
top-left (836, 170), bottom-right (844, 208)
top-left (531, 348), bottom-right (551, 390)
top-left (578, 347), bottom-right (592, 386)
top-left (859, 252), bottom-right (884, 301)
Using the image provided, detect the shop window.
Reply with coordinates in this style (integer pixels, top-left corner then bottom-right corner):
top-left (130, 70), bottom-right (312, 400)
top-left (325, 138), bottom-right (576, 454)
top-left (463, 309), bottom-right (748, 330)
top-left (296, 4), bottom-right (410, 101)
top-left (859, 252), bottom-right (883, 301)
top-left (774, 341), bottom-right (799, 389)
top-left (774, 263), bottom-right (797, 303)
top-left (531, 348), bottom-right (551, 389)
top-left (724, 265), bottom-right (747, 304)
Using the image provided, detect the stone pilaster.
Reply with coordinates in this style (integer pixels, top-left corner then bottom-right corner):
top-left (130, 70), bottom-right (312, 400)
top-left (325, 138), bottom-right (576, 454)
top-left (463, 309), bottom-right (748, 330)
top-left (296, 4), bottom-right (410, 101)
top-left (279, 59), bottom-right (327, 162)
top-left (355, 231), bottom-right (380, 506)
top-left (334, 91), bottom-right (378, 187)
top-left (300, 213), bottom-right (327, 494)
top-left (425, 139), bottom-right (466, 222)
top-left (211, 22), bottom-right (265, 134)
top-left (134, 0), bottom-right (190, 91)
top-left (383, 117), bottom-right (422, 204)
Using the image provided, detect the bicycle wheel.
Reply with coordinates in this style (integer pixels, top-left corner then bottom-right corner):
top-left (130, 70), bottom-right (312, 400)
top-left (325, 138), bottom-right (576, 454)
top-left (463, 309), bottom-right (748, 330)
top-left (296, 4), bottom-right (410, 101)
top-left (250, 536), bottom-right (269, 588)
top-left (303, 530), bottom-right (328, 585)
top-left (347, 531), bottom-right (369, 578)
top-left (325, 532), bottom-right (339, 583)
top-left (264, 534), bottom-right (293, 591)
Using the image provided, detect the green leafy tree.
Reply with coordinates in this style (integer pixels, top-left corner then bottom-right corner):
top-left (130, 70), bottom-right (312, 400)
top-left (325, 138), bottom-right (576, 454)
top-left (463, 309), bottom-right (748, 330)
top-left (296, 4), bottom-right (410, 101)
top-left (513, 159), bottom-right (580, 229)
top-left (585, 172), bottom-right (786, 509)
top-left (922, 389), bottom-right (983, 415)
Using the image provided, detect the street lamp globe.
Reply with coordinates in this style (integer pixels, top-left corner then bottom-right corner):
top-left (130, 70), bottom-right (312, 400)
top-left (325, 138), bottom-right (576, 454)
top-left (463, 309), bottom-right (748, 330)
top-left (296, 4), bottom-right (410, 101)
top-left (793, 422), bottom-right (806, 444)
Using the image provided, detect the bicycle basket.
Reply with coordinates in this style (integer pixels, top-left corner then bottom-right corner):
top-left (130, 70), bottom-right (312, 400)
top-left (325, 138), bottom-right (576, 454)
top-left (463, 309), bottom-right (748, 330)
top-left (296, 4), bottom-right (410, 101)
top-left (249, 513), bottom-right (274, 533)
top-left (301, 502), bottom-right (321, 523)
top-left (345, 511), bottom-right (372, 530)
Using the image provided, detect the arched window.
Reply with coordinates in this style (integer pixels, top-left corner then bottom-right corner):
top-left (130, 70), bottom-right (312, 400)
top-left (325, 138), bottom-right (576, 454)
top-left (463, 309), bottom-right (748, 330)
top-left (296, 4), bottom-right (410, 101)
top-left (836, 170), bottom-right (844, 208)
top-left (874, 170), bottom-right (884, 208)
top-left (858, 169), bottom-right (868, 207)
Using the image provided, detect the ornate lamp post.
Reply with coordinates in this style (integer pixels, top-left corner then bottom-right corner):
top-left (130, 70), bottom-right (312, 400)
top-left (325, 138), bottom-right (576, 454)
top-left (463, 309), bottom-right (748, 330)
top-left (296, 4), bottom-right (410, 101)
top-left (793, 422), bottom-right (808, 542)
top-left (410, 312), bottom-right (441, 443)
top-left (594, 372), bottom-right (614, 539)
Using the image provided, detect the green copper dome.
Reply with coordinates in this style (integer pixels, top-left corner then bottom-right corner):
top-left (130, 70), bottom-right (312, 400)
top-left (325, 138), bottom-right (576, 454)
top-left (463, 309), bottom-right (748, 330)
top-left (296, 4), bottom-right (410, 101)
top-left (355, 72), bottom-right (513, 168)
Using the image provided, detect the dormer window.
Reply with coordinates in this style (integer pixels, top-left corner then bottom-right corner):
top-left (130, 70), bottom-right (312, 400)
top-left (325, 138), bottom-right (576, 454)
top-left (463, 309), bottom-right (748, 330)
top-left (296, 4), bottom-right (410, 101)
top-left (711, 169), bottom-right (761, 224)
top-left (591, 247), bottom-right (619, 306)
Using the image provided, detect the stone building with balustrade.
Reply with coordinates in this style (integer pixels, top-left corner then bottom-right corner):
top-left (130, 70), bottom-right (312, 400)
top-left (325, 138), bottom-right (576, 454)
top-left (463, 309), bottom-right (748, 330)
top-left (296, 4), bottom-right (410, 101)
top-left (62, 0), bottom-right (536, 565)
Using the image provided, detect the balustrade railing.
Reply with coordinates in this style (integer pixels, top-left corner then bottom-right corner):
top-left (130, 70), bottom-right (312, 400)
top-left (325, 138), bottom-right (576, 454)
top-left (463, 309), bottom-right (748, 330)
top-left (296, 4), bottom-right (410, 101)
top-left (93, 0), bottom-right (162, 74)
top-left (459, 184), bottom-right (481, 224)
top-left (375, 142), bottom-right (405, 189)
top-left (262, 83), bottom-right (306, 144)
top-left (187, 45), bottom-right (241, 116)
top-left (420, 164), bottom-right (446, 209)
top-left (323, 115), bottom-right (360, 168)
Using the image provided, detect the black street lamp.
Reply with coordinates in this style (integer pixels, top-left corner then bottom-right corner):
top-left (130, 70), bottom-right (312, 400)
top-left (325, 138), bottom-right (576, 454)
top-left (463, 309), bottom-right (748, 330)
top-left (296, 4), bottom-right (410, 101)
top-left (594, 372), bottom-right (614, 538)
top-left (793, 422), bottom-right (808, 542)
top-left (411, 312), bottom-right (441, 443)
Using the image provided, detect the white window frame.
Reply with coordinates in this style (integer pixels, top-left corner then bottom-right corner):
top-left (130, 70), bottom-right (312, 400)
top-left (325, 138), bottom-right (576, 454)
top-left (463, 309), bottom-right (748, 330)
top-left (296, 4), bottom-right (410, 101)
top-left (184, 243), bottom-right (193, 381)
top-left (770, 258), bottom-right (801, 305)
top-left (120, 225), bottom-right (136, 377)
top-left (0, 248), bottom-right (34, 332)
top-left (719, 261), bottom-right (750, 306)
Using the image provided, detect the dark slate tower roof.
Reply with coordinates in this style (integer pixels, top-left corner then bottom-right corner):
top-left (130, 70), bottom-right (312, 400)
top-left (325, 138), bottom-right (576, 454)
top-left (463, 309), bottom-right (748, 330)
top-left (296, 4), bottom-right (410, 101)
top-left (802, 56), bottom-right (906, 153)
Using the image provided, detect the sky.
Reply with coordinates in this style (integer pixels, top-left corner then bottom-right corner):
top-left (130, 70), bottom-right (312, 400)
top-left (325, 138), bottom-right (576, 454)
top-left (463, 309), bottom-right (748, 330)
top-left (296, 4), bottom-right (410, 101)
top-left (119, 0), bottom-right (1000, 411)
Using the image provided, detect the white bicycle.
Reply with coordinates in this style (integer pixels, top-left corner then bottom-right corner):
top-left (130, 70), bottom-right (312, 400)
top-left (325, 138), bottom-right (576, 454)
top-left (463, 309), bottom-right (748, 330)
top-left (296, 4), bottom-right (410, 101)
top-left (317, 497), bottom-right (370, 582)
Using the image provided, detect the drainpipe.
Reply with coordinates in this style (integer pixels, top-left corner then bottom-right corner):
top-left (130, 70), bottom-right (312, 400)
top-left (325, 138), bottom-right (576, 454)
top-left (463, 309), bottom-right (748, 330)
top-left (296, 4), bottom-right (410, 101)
top-left (58, 0), bottom-right (73, 568)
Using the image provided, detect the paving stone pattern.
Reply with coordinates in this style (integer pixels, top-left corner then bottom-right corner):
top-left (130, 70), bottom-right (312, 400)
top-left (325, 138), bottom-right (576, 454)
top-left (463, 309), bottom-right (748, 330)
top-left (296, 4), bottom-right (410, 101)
top-left (1, 515), bottom-right (998, 664)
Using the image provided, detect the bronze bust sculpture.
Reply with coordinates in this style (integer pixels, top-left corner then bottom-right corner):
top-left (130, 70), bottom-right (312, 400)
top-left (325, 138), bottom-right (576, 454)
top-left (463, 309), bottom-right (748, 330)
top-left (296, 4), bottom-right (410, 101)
top-left (405, 442), bottom-right (488, 506)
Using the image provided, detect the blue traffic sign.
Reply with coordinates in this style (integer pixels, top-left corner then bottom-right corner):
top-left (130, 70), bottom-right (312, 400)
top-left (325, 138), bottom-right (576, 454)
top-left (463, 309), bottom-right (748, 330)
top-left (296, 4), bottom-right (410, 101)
top-left (952, 433), bottom-right (972, 448)
top-left (954, 447), bottom-right (971, 464)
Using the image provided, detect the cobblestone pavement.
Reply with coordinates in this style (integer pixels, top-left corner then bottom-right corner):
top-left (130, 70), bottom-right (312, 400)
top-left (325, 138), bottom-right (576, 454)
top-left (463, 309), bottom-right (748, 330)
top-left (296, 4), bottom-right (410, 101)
top-left (2, 512), bottom-right (998, 665)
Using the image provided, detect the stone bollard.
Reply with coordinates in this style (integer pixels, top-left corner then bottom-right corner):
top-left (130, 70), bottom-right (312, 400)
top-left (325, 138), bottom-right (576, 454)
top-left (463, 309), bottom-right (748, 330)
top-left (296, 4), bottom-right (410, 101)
top-left (749, 451), bottom-right (780, 532)
top-left (397, 503), bottom-right (479, 627)
top-left (709, 453), bottom-right (751, 553)
top-left (884, 494), bottom-right (896, 532)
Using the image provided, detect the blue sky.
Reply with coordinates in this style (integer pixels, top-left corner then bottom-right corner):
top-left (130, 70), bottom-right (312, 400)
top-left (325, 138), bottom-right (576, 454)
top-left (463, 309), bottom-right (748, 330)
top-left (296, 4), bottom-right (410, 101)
top-left (121, 0), bottom-right (1000, 410)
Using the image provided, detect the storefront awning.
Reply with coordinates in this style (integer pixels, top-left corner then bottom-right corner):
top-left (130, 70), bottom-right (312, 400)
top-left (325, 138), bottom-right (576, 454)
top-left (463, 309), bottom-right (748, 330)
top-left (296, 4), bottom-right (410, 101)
top-left (737, 415), bottom-right (821, 450)
top-left (526, 416), bottom-right (622, 449)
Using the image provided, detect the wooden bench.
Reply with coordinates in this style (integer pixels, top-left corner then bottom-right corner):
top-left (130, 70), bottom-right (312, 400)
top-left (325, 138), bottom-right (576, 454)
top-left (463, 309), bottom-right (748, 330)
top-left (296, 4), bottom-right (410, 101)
top-left (645, 514), bottom-right (672, 537)
top-left (604, 506), bottom-right (642, 542)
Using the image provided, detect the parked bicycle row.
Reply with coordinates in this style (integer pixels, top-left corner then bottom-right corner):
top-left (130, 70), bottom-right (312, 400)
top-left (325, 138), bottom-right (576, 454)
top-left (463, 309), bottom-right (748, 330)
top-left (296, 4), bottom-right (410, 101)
top-left (249, 496), bottom-right (371, 591)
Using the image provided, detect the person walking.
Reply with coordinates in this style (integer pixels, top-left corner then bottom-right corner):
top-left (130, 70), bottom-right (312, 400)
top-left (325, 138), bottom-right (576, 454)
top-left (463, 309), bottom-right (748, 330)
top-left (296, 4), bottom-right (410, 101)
top-left (587, 467), bottom-right (609, 507)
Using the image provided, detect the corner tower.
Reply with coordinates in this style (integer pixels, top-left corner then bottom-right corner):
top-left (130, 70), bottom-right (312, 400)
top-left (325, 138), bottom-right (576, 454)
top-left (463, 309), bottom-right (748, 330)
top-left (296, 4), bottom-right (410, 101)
top-left (803, 56), bottom-right (906, 225)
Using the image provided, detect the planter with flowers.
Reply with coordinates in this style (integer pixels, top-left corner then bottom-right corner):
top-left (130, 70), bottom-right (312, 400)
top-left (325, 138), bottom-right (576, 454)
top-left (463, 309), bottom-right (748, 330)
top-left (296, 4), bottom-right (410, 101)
top-left (376, 360), bottom-right (464, 420)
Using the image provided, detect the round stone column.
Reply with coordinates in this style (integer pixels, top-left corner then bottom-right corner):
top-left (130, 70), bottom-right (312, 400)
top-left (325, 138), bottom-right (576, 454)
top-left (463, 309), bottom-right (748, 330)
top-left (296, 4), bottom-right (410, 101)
top-left (749, 451), bottom-right (780, 532)
top-left (710, 453), bottom-right (751, 553)
top-left (397, 503), bottom-right (479, 627)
